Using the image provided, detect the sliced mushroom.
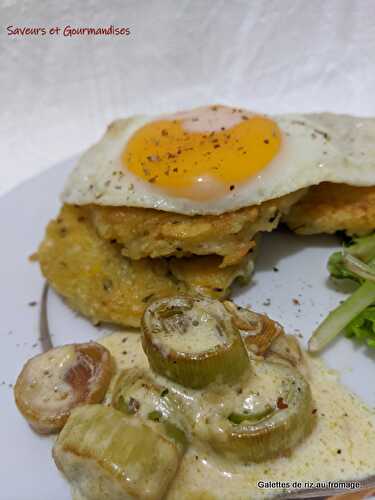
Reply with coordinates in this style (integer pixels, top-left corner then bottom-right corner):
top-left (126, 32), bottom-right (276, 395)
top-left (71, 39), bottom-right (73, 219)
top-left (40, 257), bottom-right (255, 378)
top-left (14, 342), bottom-right (113, 434)
top-left (224, 301), bottom-right (283, 355)
top-left (266, 334), bottom-right (303, 367)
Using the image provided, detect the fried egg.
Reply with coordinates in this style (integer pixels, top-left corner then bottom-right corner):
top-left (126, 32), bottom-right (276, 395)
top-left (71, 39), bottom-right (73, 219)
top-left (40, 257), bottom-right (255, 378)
top-left (62, 105), bottom-right (375, 215)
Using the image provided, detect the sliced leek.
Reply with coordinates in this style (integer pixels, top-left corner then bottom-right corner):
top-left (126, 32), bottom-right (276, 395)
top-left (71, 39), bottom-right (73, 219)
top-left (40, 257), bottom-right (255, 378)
top-left (194, 361), bottom-right (314, 463)
top-left (308, 280), bottom-right (375, 353)
top-left (141, 295), bottom-right (249, 389)
top-left (14, 342), bottom-right (113, 434)
top-left (53, 404), bottom-right (183, 500)
top-left (111, 368), bottom-right (188, 449)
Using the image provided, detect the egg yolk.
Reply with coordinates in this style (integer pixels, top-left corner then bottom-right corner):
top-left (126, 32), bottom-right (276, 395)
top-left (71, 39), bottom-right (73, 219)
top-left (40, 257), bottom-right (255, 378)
top-left (122, 106), bottom-right (281, 201)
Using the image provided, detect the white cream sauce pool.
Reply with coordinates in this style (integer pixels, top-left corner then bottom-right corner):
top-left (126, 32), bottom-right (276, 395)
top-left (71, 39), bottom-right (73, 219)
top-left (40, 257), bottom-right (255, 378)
top-left (99, 331), bottom-right (375, 500)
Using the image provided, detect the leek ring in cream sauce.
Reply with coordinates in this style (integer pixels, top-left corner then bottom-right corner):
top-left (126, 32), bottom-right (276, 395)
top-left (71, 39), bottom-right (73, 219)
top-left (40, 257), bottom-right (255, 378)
top-left (53, 404), bottom-right (184, 500)
top-left (110, 368), bottom-right (189, 449)
top-left (141, 295), bottom-right (249, 388)
top-left (193, 360), bottom-right (315, 463)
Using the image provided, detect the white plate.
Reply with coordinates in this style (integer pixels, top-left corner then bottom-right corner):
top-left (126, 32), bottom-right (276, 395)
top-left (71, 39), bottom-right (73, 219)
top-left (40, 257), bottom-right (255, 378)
top-left (1, 159), bottom-right (375, 500)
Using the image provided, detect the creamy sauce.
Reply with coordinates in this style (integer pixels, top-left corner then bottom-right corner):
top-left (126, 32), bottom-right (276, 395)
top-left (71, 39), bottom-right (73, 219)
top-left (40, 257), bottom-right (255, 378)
top-left (155, 310), bottom-right (229, 354)
top-left (99, 331), bottom-right (375, 500)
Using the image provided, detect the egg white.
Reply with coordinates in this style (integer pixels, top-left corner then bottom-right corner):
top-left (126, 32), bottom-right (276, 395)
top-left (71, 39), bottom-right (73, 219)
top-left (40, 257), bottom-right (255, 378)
top-left (62, 112), bottom-right (375, 215)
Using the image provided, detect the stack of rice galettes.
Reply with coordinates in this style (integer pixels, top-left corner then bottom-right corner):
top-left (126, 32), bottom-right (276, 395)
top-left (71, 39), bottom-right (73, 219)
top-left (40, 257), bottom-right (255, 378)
top-left (37, 193), bottom-right (300, 327)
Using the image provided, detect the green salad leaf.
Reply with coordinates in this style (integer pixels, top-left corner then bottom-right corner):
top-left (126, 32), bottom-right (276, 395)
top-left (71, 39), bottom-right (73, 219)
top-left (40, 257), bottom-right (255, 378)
top-left (328, 251), bottom-right (362, 283)
top-left (345, 306), bottom-right (375, 348)
top-left (308, 232), bottom-right (375, 353)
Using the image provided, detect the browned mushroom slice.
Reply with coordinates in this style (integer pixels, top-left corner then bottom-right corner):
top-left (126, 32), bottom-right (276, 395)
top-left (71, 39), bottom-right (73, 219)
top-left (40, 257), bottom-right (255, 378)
top-left (223, 301), bottom-right (283, 355)
top-left (14, 342), bottom-right (113, 434)
top-left (266, 334), bottom-right (303, 367)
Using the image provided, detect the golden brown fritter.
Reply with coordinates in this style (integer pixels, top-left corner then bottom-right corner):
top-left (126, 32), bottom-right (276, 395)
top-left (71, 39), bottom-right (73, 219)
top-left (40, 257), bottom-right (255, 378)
top-left (87, 190), bottom-right (304, 267)
top-left (283, 183), bottom-right (375, 236)
top-left (37, 205), bottom-right (253, 327)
